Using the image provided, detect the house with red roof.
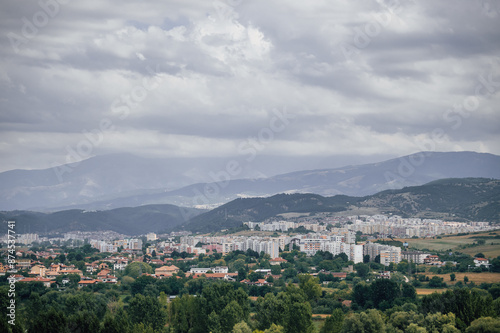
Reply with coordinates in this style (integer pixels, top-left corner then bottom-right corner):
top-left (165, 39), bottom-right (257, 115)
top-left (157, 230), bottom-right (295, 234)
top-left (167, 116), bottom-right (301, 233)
top-left (474, 257), bottom-right (490, 267)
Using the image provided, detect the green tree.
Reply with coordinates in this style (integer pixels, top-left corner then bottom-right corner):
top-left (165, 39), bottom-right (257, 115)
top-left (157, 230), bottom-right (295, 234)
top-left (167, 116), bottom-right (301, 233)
top-left (341, 309), bottom-right (385, 333)
top-left (466, 317), bottom-right (500, 332)
top-left (232, 321), bottom-right (252, 333)
top-left (370, 279), bottom-right (400, 309)
top-left (421, 288), bottom-right (494, 330)
top-left (124, 262), bottom-right (153, 279)
top-left (429, 276), bottom-right (445, 288)
top-left (128, 294), bottom-right (166, 331)
top-left (352, 282), bottom-right (371, 308)
top-left (168, 294), bottom-right (204, 333)
top-left (265, 323), bottom-right (285, 333)
top-left (271, 265), bottom-right (282, 275)
top-left (320, 308), bottom-right (344, 333)
top-left (68, 311), bottom-right (100, 333)
top-left (424, 312), bottom-right (459, 333)
top-left (298, 274), bottom-right (322, 301)
top-left (450, 273), bottom-right (456, 282)
top-left (355, 263), bottom-right (370, 278)
top-left (208, 311), bottom-right (222, 333)
top-left (29, 308), bottom-right (68, 333)
top-left (220, 301), bottom-right (245, 333)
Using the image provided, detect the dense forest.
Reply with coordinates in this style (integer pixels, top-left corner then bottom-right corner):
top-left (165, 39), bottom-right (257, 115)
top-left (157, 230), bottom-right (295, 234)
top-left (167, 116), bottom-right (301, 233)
top-left (2, 244), bottom-right (500, 332)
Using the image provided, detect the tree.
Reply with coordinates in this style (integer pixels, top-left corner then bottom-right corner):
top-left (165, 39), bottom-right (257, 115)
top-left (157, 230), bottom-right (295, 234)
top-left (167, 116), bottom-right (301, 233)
top-left (363, 255), bottom-right (370, 263)
top-left (466, 317), bottom-right (500, 332)
top-left (58, 254), bottom-right (66, 263)
top-left (29, 308), bottom-right (68, 333)
top-left (424, 312), bottom-right (459, 333)
top-left (220, 301), bottom-right (245, 333)
top-left (288, 302), bottom-right (314, 333)
top-left (464, 276), bottom-right (469, 284)
top-left (68, 311), bottom-right (100, 333)
top-left (128, 294), bottom-right (167, 331)
top-left (429, 276), bottom-right (446, 288)
top-left (298, 275), bottom-right (322, 301)
top-left (271, 265), bottom-right (282, 275)
top-left (265, 324), bottom-right (285, 333)
top-left (341, 309), bottom-right (385, 333)
top-left (450, 273), bottom-right (456, 282)
top-left (353, 282), bottom-right (371, 308)
top-left (370, 279), bottom-right (400, 309)
top-left (354, 263), bottom-right (370, 278)
top-left (232, 321), bottom-right (252, 333)
top-left (320, 308), bottom-right (344, 333)
top-left (124, 262), bottom-right (153, 279)
top-left (249, 271), bottom-right (263, 282)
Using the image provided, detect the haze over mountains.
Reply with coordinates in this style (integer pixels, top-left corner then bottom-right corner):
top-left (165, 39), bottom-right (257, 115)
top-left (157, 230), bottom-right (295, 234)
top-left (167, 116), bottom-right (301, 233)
top-left (2, 178), bottom-right (498, 235)
top-left (1, 151), bottom-right (500, 212)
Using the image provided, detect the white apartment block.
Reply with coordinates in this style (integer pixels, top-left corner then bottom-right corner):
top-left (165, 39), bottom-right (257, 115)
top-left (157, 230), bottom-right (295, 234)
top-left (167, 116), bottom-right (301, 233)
top-left (341, 243), bottom-right (364, 264)
top-left (363, 242), bottom-right (401, 266)
top-left (19, 233), bottom-right (39, 245)
top-left (190, 266), bottom-right (229, 274)
top-left (146, 233), bottom-right (157, 241)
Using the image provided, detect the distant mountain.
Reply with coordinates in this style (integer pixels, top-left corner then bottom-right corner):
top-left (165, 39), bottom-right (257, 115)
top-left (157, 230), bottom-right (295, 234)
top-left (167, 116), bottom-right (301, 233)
top-left (0, 153), bottom-right (393, 211)
top-left (0, 204), bottom-right (205, 235)
top-left (94, 151), bottom-right (500, 209)
top-left (1, 151), bottom-right (499, 211)
top-left (180, 178), bottom-right (500, 233)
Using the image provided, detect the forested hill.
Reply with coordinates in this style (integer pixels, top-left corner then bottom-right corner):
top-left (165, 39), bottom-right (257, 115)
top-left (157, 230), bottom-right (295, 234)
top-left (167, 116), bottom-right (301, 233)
top-left (0, 204), bottom-right (204, 235)
top-left (181, 178), bottom-right (500, 233)
top-left (180, 193), bottom-right (360, 233)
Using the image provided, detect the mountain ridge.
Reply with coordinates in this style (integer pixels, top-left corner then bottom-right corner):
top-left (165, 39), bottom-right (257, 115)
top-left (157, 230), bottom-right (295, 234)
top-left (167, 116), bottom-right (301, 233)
top-left (180, 177), bottom-right (500, 233)
top-left (1, 151), bottom-right (499, 211)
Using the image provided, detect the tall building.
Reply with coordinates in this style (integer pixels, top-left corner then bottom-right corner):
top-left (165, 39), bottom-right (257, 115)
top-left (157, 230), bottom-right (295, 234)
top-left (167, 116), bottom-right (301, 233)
top-left (363, 242), bottom-right (401, 266)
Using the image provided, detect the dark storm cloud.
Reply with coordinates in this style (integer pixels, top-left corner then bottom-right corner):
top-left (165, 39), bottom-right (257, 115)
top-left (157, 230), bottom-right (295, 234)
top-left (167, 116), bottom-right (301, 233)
top-left (0, 0), bottom-right (499, 171)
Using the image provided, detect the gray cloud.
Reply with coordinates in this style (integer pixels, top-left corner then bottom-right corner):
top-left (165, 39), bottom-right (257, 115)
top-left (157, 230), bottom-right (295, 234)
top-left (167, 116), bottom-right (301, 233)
top-left (0, 0), bottom-right (499, 172)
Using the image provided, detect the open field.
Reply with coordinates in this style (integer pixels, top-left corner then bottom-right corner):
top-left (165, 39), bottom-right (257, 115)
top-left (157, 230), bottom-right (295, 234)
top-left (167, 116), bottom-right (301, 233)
top-left (416, 288), bottom-right (447, 295)
top-left (459, 243), bottom-right (500, 258)
top-left (418, 272), bottom-right (500, 285)
top-left (395, 230), bottom-right (500, 256)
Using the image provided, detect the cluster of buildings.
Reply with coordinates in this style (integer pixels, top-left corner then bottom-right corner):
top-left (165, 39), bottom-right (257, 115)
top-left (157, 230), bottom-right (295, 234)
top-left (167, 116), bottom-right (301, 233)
top-left (89, 238), bottom-right (143, 253)
top-left (345, 215), bottom-right (492, 238)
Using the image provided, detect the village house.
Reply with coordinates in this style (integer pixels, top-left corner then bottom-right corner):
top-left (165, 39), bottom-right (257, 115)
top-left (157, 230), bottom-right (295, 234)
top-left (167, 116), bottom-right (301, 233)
top-left (20, 277), bottom-right (53, 288)
top-left (269, 257), bottom-right (288, 265)
top-left (423, 255), bottom-right (440, 265)
top-left (99, 275), bottom-right (118, 284)
top-left (29, 264), bottom-right (47, 277)
top-left (155, 265), bottom-right (179, 278)
top-left (474, 257), bottom-right (490, 267)
top-left (78, 279), bottom-right (99, 288)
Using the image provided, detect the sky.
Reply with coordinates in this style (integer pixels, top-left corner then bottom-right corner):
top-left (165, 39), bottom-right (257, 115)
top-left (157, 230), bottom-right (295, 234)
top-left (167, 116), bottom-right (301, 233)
top-left (1, 0), bottom-right (499, 173)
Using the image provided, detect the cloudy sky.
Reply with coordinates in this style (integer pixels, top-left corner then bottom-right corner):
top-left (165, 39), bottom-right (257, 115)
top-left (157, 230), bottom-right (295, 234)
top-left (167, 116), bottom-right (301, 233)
top-left (1, 0), bottom-right (499, 172)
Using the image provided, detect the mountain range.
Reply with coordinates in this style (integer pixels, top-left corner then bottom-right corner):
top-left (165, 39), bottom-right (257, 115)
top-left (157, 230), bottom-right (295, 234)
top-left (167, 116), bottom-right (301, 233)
top-left (2, 178), bottom-right (498, 235)
top-left (180, 178), bottom-right (500, 233)
top-left (1, 151), bottom-right (499, 211)
top-left (0, 204), bottom-right (204, 236)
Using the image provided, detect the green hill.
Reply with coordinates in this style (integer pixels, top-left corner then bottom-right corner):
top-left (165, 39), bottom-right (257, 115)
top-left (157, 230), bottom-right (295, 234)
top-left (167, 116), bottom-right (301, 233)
top-left (0, 204), bottom-right (205, 235)
top-left (181, 178), bottom-right (500, 233)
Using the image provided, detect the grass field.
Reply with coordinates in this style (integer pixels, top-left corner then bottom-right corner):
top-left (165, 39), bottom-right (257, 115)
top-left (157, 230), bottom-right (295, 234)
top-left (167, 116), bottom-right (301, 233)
top-left (395, 231), bottom-right (500, 257)
top-left (416, 288), bottom-right (447, 295)
top-left (418, 272), bottom-right (500, 285)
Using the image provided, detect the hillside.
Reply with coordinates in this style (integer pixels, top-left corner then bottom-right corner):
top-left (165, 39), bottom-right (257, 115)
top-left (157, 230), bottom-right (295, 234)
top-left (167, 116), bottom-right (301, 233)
top-left (1, 151), bottom-right (499, 211)
top-left (180, 193), bottom-right (359, 233)
top-left (181, 178), bottom-right (500, 233)
top-left (0, 204), bottom-right (205, 236)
